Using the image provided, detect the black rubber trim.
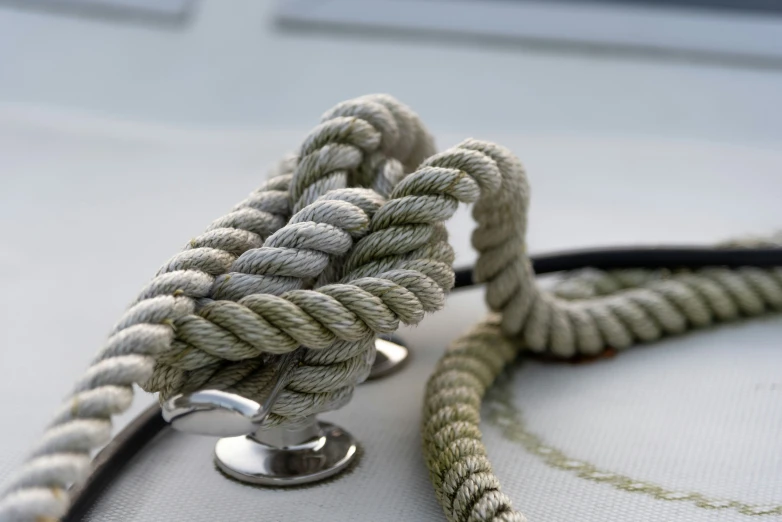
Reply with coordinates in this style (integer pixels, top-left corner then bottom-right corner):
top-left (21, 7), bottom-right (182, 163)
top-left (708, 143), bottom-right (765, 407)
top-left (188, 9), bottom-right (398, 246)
top-left (64, 405), bottom-right (166, 521)
top-left (454, 246), bottom-right (782, 288)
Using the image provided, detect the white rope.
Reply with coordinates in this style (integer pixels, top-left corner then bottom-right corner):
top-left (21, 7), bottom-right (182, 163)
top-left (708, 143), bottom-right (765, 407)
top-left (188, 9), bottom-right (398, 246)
top-left (422, 157), bottom-right (782, 521)
top-left (0, 93), bottom-right (437, 521)
top-left (1, 92), bottom-right (779, 522)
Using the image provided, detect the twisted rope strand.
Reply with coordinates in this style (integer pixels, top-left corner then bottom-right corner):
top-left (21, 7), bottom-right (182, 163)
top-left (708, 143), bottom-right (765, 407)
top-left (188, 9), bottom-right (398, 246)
top-left (196, 141), bottom-right (514, 424)
top-left (419, 141), bottom-right (533, 522)
top-left (421, 136), bottom-right (782, 522)
top-left (141, 139), bottom-right (519, 426)
top-left (270, 140), bottom-right (512, 424)
top-left (144, 101), bottom-right (400, 395)
top-left (146, 96), bottom-right (438, 424)
top-left (532, 266), bottom-right (782, 357)
top-left (424, 265), bottom-right (782, 522)
top-left (0, 167), bottom-right (293, 522)
top-left (0, 93), bottom-right (436, 522)
top-left (449, 145), bottom-right (782, 359)
top-left (225, 96), bottom-right (438, 422)
top-left (424, 316), bottom-right (525, 522)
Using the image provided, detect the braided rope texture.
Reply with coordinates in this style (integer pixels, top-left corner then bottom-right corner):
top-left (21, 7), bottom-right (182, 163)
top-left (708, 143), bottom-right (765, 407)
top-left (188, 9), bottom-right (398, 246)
top-left (143, 94), bottom-right (439, 426)
top-left (2, 89), bottom-right (780, 522)
top-left (180, 138), bottom-right (512, 426)
top-left (0, 93), bottom-right (439, 522)
top-left (424, 262), bottom-right (782, 522)
top-left (422, 139), bottom-right (531, 522)
top-left (424, 316), bottom-right (526, 522)
top-left (488, 229), bottom-right (782, 359)
top-left (422, 140), bottom-right (782, 521)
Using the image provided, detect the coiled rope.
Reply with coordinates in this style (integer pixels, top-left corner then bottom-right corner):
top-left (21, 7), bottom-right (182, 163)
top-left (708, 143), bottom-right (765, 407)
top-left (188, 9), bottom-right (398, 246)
top-left (423, 221), bottom-right (782, 518)
top-left (2, 93), bottom-right (780, 522)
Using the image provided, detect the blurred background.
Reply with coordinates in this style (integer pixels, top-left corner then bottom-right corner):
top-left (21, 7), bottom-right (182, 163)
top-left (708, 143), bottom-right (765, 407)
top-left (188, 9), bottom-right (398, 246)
top-left (1, 0), bottom-right (782, 505)
top-left (3, 0), bottom-right (782, 137)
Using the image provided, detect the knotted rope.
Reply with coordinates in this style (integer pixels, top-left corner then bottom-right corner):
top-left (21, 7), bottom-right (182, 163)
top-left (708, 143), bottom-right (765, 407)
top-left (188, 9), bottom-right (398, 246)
top-left (2, 93), bottom-right (780, 522)
top-left (0, 93), bottom-right (438, 521)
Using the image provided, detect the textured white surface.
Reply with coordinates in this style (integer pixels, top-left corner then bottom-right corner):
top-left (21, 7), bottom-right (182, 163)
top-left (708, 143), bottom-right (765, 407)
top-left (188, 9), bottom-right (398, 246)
top-left (486, 318), bottom-right (782, 521)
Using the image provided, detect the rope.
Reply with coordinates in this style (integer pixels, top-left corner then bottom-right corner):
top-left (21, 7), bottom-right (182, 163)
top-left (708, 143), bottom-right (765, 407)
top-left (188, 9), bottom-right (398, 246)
top-left (2, 91), bottom-right (780, 522)
top-left (0, 170), bottom-right (293, 522)
top-left (148, 140), bottom-right (514, 426)
top-left (422, 182), bottom-right (782, 521)
top-left (550, 233), bottom-right (782, 301)
top-left (424, 316), bottom-right (525, 522)
top-left (0, 93), bottom-right (437, 522)
top-left (143, 94), bottom-right (438, 425)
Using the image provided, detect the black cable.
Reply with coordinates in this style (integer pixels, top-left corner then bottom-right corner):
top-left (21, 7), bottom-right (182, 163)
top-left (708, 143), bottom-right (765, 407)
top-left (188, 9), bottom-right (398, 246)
top-left (454, 246), bottom-right (782, 289)
top-left (64, 244), bottom-right (782, 521)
